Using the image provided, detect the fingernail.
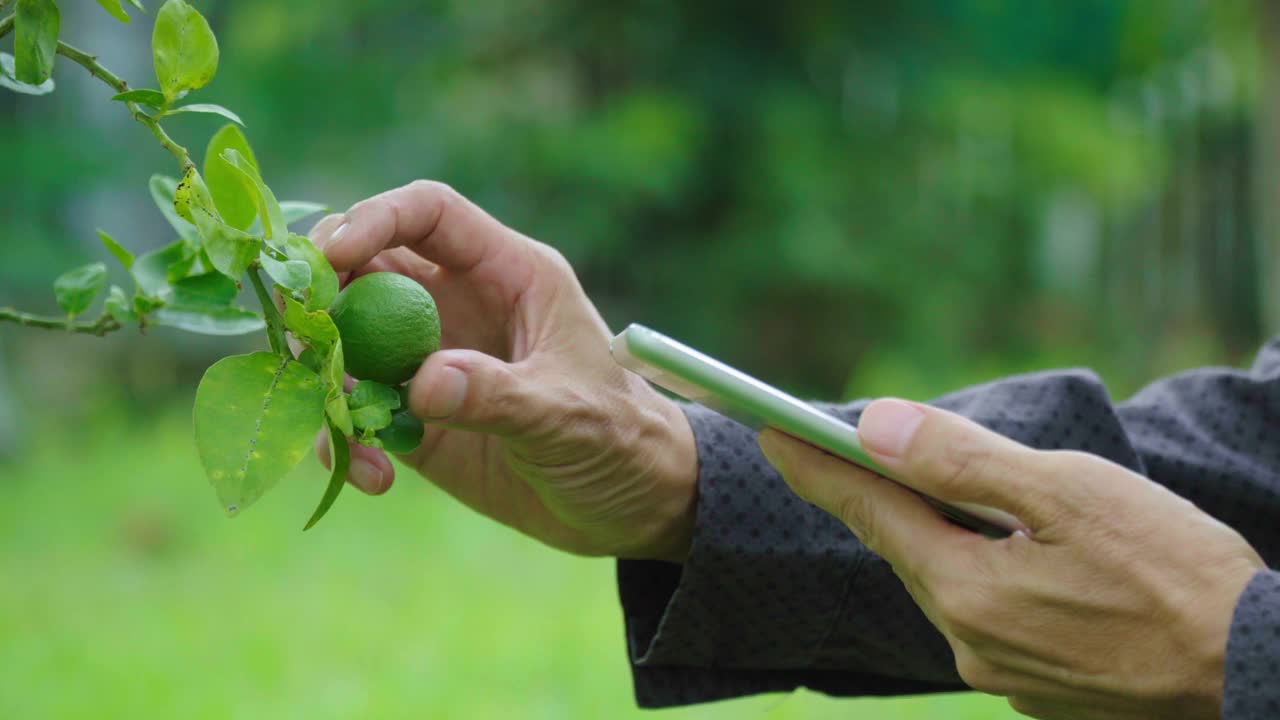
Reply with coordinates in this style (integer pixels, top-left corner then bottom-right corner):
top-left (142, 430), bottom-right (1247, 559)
top-left (325, 222), bottom-right (349, 248)
top-left (859, 399), bottom-right (926, 458)
top-left (349, 459), bottom-right (384, 494)
top-left (425, 366), bottom-right (467, 419)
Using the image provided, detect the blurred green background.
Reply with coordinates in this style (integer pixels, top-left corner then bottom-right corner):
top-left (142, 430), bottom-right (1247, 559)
top-left (1, 0), bottom-right (1276, 717)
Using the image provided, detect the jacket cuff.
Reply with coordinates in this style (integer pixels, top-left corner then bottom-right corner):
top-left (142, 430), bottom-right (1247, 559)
top-left (616, 403), bottom-right (866, 706)
top-left (1222, 569), bottom-right (1280, 720)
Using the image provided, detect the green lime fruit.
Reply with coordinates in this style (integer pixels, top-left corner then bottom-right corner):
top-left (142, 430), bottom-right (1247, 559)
top-left (330, 272), bottom-right (441, 385)
top-left (376, 410), bottom-right (425, 454)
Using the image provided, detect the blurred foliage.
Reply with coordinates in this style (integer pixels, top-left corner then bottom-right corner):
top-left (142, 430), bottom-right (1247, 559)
top-left (0, 0), bottom-right (1272, 717)
top-left (0, 0), bottom-right (1267, 399)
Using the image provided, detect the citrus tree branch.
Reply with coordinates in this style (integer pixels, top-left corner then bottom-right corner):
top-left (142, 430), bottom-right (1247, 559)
top-left (0, 307), bottom-right (122, 336)
top-left (249, 267), bottom-right (289, 356)
top-left (54, 41), bottom-right (194, 171)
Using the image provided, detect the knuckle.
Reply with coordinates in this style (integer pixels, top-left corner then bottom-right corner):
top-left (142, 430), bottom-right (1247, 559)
top-left (931, 430), bottom-right (1018, 499)
top-left (533, 241), bottom-right (574, 274)
top-left (409, 178), bottom-right (458, 200)
top-left (835, 492), bottom-right (879, 549)
top-left (1040, 449), bottom-right (1107, 519)
top-left (933, 436), bottom-right (998, 498)
top-left (409, 179), bottom-right (463, 217)
top-left (354, 194), bottom-right (394, 221)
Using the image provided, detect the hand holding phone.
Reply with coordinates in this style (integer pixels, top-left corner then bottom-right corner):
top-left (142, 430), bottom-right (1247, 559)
top-left (610, 323), bottom-right (1020, 538)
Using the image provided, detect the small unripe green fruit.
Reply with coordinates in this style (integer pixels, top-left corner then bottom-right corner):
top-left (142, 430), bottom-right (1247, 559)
top-left (329, 273), bottom-right (441, 386)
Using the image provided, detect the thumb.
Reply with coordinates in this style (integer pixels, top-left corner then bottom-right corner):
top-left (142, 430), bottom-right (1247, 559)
top-left (407, 349), bottom-right (538, 435)
top-left (858, 399), bottom-right (1061, 531)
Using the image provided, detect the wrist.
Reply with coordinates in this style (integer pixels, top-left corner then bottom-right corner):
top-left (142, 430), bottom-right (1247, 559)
top-left (614, 379), bottom-right (698, 563)
top-left (1177, 559), bottom-right (1263, 718)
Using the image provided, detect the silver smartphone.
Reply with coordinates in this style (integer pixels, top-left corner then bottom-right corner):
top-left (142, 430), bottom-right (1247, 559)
top-left (610, 323), bottom-right (1020, 538)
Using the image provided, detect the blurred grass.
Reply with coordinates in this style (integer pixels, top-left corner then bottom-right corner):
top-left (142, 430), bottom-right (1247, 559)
top-left (0, 398), bottom-right (1023, 719)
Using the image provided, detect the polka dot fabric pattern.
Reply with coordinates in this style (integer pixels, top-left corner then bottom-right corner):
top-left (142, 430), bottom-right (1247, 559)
top-left (1224, 570), bottom-right (1280, 720)
top-left (618, 339), bottom-right (1280, 713)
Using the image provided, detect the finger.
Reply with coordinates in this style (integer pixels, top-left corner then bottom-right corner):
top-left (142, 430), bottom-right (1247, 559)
top-left (322, 180), bottom-right (520, 274)
top-left (309, 213), bottom-right (346, 247)
top-left (757, 428), bottom-right (974, 576)
top-left (348, 247), bottom-right (444, 293)
top-left (857, 399), bottom-right (1068, 530)
top-left (406, 348), bottom-right (540, 436)
top-left (314, 431), bottom-right (395, 496)
top-left (308, 213), bottom-right (352, 286)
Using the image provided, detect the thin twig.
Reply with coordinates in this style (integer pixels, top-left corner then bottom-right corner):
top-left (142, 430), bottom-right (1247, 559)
top-left (0, 13), bottom-right (14, 40)
top-left (54, 41), bottom-right (194, 171)
top-left (0, 307), bottom-right (122, 336)
top-left (249, 268), bottom-right (289, 356)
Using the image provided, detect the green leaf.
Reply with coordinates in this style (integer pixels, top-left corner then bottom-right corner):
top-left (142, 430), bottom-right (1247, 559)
top-left (280, 201), bottom-right (328, 225)
top-left (351, 407), bottom-right (393, 433)
top-left (194, 353), bottom-right (327, 516)
top-left (285, 234), bottom-right (338, 310)
top-left (246, 202), bottom-right (330, 237)
top-left (324, 337), bottom-right (345, 390)
top-left (325, 391), bottom-right (353, 437)
top-left (348, 379), bottom-right (400, 432)
top-left (149, 174), bottom-right (200, 243)
top-left (95, 0), bottom-right (133, 23)
top-left (282, 295), bottom-right (339, 346)
top-left (14, 0), bottom-right (60, 85)
top-left (131, 240), bottom-right (190, 297)
top-left (304, 420), bottom-right (350, 530)
top-left (97, 229), bottom-right (133, 270)
top-left (0, 52), bottom-right (55, 96)
top-left (173, 166), bottom-right (218, 226)
top-left (203, 124), bottom-right (258, 231)
top-left (171, 271), bottom-right (237, 308)
top-left (104, 285), bottom-right (138, 324)
top-left (127, 0), bottom-right (146, 11)
top-left (133, 293), bottom-right (164, 316)
top-left (297, 348), bottom-right (321, 373)
top-left (220, 148), bottom-right (286, 242)
top-left (376, 410), bottom-right (425, 454)
top-left (111, 88), bottom-right (166, 107)
top-left (152, 0), bottom-right (219, 103)
top-left (352, 379), bottom-right (401, 411)
top-left (53, 263), bottom-right (108, 318)
top-left (259, 251), bottom-right (311, 293)
top-left (166, 103), bottom-right (243, 126)
top-left (193, 212), bottom-right (260, 280)
top-left (165, 243), bottom-right (200, 283)
top-left (152, 305), bottom-right (264, 335)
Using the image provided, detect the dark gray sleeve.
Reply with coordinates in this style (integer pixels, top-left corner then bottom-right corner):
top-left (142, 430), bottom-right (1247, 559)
top-left (1223, 570), bottom-right (1280, 720)
top-left (617, 339), bottom-right (1280, 709)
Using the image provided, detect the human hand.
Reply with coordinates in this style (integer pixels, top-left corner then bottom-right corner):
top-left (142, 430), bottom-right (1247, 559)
top-left (758, 400), bottom-right (1265, 719)
top-left (308, 181), bottom-right (697, 562)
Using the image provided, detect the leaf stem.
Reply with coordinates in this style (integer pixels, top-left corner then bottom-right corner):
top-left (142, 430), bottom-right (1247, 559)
top-left (0, 307), bottom-right (122, 336)
top-left (53, 41), bottom-right (194, 172)
top-left (0, 13), bottom-right (13, 40)
top-left (249, 267), bottom-right (289, 356)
